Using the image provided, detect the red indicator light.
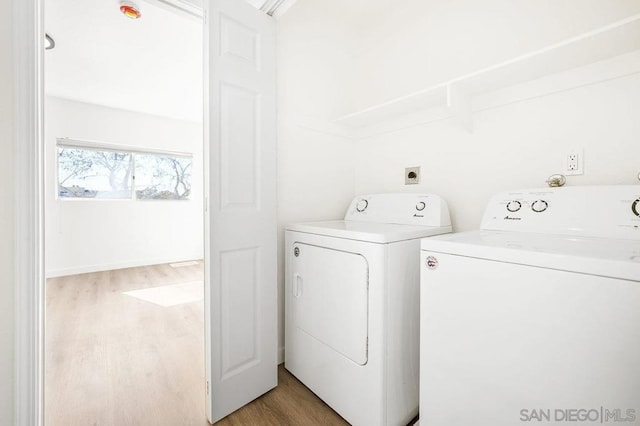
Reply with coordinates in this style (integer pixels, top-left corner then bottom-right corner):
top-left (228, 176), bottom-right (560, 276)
top-left (120, 2), bottom-right (141, 19)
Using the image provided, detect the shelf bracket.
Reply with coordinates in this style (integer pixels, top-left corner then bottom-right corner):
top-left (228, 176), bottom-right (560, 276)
top-left (446, 83), bottom-right (473, 132)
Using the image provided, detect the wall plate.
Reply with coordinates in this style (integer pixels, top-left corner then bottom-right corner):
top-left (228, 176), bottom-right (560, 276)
top-left (405, 166), bottom-right (420, 185)
top-left (562, 149), bottom-right (584, 176)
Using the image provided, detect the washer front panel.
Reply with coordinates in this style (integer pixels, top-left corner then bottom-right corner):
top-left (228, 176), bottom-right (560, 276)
top-left (420, 251), bottom-right (640, 426)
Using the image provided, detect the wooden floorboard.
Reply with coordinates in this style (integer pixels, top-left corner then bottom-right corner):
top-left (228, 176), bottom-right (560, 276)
top-left (46, 262), bottom-right (348, 426)
top-left (217, 366), bottom-right (349, 426)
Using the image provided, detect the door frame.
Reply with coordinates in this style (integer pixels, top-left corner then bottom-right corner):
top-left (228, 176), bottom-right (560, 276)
top-left (12, 1), bottom-right (208, 424)
top-left (14, 0), bottom-right (45, 424)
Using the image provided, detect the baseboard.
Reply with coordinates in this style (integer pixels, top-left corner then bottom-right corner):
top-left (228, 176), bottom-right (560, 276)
top-left (46, 256), bottom-right (203, 278)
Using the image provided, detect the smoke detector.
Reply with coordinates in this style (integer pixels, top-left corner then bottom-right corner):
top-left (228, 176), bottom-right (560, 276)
top-left (120, 1), bottom-right (142, 19)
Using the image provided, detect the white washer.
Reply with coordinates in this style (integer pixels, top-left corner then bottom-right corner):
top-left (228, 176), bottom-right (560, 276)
top-left (420, 186), bottom-right (640, 426)
top-left (285, 193), bottom-right (452, 426)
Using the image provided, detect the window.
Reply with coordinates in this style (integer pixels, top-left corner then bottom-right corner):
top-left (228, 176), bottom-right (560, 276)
top-left (135, 154), bottom-right (192, 200)
top-left (58, 147), bottom-right (133, 199)
top-left (57, 141), bottom-right (193, 201)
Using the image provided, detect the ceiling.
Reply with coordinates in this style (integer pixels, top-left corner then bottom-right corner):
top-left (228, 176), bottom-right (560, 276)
top-left (44, 0), bottom-right (300, 123)
top-left (45, 0), bottom-right (204, 122)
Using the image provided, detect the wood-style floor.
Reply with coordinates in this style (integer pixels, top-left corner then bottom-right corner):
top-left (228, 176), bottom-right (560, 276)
top-left (46, 262), bottom-right (348, 426)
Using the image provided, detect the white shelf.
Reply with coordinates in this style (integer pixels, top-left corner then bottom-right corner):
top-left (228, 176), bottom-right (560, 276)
top-left (335, 84), bottom-right (449, 128)
top-left (334, 14), bottom-right (640, 131)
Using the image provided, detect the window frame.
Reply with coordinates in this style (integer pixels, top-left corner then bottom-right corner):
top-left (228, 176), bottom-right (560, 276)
top-left (56, 137), bottom-right (193, 201)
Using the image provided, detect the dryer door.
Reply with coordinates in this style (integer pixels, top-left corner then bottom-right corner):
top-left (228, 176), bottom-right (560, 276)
top-left (291, 243), bottom-right (369, 365)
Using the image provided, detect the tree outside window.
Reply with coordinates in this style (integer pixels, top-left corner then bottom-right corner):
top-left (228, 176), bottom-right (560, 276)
top-left (58, 148), bottom-right (132, 199)
top-left (135, 154), bottom-right (192, 200)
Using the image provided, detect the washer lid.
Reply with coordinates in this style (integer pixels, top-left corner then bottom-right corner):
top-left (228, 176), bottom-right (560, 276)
top-left (287, 220), bottom-right (452, 243)
top-left (421, 231), bottom-right (640, 281)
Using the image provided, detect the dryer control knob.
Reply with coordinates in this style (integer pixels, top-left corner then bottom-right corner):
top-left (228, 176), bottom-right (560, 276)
top-left (416, 201), bottom-right (426, 211)
top-left (506, 201), bottom-right (521, 212)
top-left (632, 198), bottom-right (640, 217)
top-left (356, 199), bottom-right (368, 212)
top-left (531, 200), bottom-right (548, 213)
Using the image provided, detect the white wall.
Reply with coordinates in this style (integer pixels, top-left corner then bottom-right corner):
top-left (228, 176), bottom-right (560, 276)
top-left (350, 0), bottom-right (640, 231)
top-left (0, 0), bottom-right (15, 421)
top-left (354, 64), bottom-right (640, 231)
top-left (45, 97), bottom-right (204, 277)
top-left (351, 0), bottom-right (640, 110)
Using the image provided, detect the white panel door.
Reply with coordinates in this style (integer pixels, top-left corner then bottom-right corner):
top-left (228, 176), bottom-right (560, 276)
top-left (204, 0), bottom-right (277, 423)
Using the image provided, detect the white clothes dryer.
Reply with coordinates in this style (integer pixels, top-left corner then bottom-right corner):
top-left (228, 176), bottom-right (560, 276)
top-left (420, 186), bottom-right (640, 426)
top-left (285, 193), bottom-right (452, 426)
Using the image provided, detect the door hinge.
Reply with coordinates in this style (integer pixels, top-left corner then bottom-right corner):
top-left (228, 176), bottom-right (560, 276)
top-left (206, 380), bottom-right (210, 395)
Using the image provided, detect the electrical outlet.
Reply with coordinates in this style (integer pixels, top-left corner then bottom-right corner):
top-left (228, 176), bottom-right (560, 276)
top-left (563, 150), bottom-right (584, 176)
top-left (405, 166), bottom-right (420, 185)
top-left (567, 153), bottom-right (579, 171)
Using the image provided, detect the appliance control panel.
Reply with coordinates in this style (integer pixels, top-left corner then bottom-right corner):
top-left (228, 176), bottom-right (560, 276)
top-left (481, 186), bottom-right (640, 240)
top-left (345, 193), bottom-right (452, 227)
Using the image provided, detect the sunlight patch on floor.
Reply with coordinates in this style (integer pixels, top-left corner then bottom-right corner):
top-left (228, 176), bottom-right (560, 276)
top-left (123, 281), bottom-right (203, 307)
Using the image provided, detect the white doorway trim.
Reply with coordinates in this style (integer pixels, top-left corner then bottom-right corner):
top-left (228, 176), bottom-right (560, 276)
top-left (12, 1), bottom-right (279, 424)
top-left (13, 0), bottom-right (45, 424)
top-left (13, 0), bottom-right (208, 424)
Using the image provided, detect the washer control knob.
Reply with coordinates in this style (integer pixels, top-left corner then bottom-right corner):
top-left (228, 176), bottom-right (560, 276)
top-left (506, 201), bottom-right (521, 212)
top-left (632, 198), bottom-right (640, 217)
top-left (416, 201), bottom-right (426, 211)
top-left (531, 200), bottom-right (548, 213)
top-left (356, 199), bottom-right (368, 212)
